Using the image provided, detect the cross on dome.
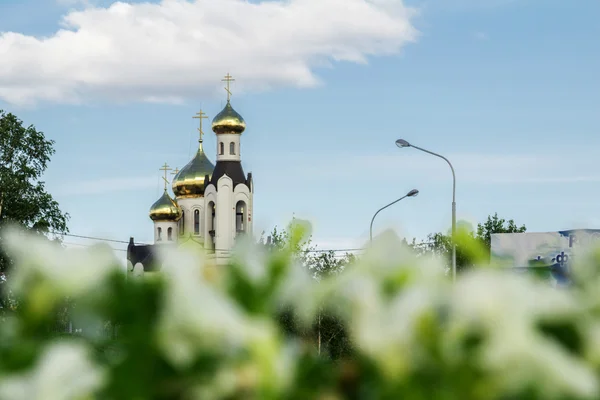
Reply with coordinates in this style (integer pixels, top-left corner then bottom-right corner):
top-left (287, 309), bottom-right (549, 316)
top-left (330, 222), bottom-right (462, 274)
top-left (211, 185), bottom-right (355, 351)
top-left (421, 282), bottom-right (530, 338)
top-left (159, 162), bottom-right (171, 191)
top-left (222, 73), bottom-right (235, 102)
top-left (193, 109), bottom-right (208, 144)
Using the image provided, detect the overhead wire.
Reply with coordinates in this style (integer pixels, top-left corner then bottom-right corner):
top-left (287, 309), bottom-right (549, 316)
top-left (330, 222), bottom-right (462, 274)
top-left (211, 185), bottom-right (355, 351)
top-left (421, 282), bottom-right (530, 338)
top-left (49, 231), bottom-right (435, 254)
top-left (62, 241), bottom-right (127, 253)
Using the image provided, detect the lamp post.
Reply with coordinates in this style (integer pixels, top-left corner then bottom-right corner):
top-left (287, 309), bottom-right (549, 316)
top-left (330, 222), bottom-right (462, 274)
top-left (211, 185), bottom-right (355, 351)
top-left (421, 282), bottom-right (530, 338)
top-left (396, 139), bottom-right (457, 282)
top-left (370, 189), bottom-right (419, 244)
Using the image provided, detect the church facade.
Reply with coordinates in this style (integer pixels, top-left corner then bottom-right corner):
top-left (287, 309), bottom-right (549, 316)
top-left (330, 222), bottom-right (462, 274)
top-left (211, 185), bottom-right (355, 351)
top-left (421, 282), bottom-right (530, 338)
top-left (127, 74), bottom-right (253, 276)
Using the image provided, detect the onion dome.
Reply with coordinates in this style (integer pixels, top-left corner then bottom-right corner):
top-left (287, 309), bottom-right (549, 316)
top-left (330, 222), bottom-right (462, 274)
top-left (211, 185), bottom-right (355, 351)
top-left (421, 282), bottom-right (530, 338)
top-left (149, 191), bottom-right (182, 222)
top-left (171, 144), bottom-right (215, 198)
top-left (212, 100), bottom-right (246, 134)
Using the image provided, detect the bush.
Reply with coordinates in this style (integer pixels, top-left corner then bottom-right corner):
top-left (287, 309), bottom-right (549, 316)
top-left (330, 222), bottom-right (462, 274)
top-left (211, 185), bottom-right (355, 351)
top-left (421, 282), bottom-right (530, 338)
top-left (1, 223), bottom-right (600, 399)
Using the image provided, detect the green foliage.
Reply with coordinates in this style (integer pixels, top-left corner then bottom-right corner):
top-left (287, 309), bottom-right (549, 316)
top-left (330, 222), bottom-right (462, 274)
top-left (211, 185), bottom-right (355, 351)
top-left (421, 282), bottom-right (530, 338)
top-left (411, 213), bottom-right (527, 272)
top-left (258, 219), bottom-right (355, 279)
top-left (259, 220), bottom-right (355, 359)
top-left (0, 110), bottom-right (70, 314)
top-left (0, 110), bottom-right (69, 238)
top-left (2, 223), bottom-right (600, 399)
top-left (476, 212), bottom-right (527, 256)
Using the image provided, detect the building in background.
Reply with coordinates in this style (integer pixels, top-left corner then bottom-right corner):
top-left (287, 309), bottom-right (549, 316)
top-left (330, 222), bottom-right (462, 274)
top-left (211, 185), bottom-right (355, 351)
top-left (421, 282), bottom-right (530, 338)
top-left (490, 229), bottom-right (600, 286)
top-left (127, 74), bottom-right (254, 276)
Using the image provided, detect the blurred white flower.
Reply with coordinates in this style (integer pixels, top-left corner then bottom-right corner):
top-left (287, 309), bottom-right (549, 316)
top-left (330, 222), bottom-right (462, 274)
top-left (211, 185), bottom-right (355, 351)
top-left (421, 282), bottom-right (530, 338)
top-left (246, 330), bottom-right (298, 394)
top-left (190, 341), bottom-right (297, 399)
top-left (231, 235), bottom-right (269, 285)
top-left (360, 229), bottom-right (446, 285)
top-left (2, 226), bottom-right (122, 298)
top-left (155, 246), bottom-right (276, 368)
top-left (350, 281), bottom-right (446, 378)
top-left (274, 257), bottom-right (319, 324)
top-left (583, 322), bottom-right (600, 368)
top-left (450, 271), bottom-right (578, 332)
top-left (0, 341), bottom-right (106, 400)
top-left (447, 270), bottom-right (598, 398)
top-left (190, 366), bottom-right (238, 399)
top-left (482, 327), bottom-right (598, 399)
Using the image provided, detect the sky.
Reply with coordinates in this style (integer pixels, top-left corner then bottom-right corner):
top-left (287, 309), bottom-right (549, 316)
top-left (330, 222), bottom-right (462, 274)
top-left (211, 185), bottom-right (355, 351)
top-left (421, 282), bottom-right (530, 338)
top-left (1, 0), bottom-right (599, 258)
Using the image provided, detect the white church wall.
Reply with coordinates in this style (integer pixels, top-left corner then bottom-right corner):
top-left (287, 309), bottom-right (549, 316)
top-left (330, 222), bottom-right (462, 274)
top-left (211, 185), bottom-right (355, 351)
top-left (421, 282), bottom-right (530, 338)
top-left (177, 204), bottom-right (188, 236)
top-left (216, 175), bottom-right (233, 257)
top-left (233, 186), bottom-right (251, 237)
top-left (204, 186), bottom-right (217, 250)
top-left (176, 197), bottom-right (206, 237)
top-left (132, 263), bottom-right (144, 278)
top-left (153, 220), bottom-right (178, 244)
top-left (248, 182), bottom-right (254, 235)
top-left (216, 133), bottom-right (241, 162)
top-left (195, 205), bottom-right (205, 238)
top-left (204, 185), bottom-right (217, 199)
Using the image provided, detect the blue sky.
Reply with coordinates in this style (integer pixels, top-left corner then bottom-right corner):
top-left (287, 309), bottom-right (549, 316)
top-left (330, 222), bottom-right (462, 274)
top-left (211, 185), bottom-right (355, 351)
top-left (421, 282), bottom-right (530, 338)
top-left (1, 0), bottom-right (599, 256)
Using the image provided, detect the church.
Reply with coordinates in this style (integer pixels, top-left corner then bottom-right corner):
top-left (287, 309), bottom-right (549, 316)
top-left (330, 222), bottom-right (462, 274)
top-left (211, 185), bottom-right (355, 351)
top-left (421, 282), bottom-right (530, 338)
top-left (126, 74), bottom-right (253, 276)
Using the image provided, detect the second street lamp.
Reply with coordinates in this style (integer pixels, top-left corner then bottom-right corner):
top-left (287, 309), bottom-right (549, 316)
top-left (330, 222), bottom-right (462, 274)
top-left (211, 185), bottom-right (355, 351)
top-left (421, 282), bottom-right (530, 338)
top-left (369, 189), bottom-right (419, 244)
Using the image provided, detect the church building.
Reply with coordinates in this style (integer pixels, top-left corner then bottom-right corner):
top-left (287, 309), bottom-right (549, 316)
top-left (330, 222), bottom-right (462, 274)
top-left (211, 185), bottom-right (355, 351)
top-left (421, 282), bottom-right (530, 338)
top-left (127, 74), bottom-right (253, 276)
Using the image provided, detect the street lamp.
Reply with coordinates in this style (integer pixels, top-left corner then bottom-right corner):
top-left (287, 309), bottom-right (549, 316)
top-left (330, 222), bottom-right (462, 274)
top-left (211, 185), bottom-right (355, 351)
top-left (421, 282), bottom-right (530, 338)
top-left (369, 189), bottom-right (419, 244)
top-left (396, 139), bottom-right (457, 281)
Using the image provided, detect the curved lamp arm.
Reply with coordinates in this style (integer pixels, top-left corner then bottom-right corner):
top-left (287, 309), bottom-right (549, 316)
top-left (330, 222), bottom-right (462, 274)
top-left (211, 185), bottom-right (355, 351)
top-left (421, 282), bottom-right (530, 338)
top-left (369, 194), bottom-right (408, 244)
top-left (409, 144), bottom-right (455, 203)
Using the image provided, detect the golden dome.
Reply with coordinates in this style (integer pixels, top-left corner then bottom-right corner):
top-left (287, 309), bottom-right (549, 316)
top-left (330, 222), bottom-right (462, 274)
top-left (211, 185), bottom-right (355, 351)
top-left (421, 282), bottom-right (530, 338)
top-left (172, 144), bottom-right (215, 198)
top-left (212, 100), bottom-right (246, 134)
top-left (149, 191), bottom-right (182, 221)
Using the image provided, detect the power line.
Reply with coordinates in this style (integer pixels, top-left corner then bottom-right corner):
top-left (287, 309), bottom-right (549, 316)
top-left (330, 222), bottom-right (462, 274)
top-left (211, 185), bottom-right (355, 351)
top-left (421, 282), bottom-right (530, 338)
top-left (50, 232), bottom-right (148, 245)
top-left (50, 231), bottom-right (435, 254)
top-left (63, 241), bottom-right (127, 253)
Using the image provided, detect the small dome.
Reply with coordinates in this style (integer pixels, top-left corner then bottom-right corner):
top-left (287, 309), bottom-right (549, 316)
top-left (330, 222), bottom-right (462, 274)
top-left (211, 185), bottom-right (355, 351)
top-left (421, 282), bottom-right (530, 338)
top-left (149, 191), bottom-right (182, 222)
top-left (212, 100), bottom-right (246, 134)
top-left (172, 145), bottom-right (215, 198)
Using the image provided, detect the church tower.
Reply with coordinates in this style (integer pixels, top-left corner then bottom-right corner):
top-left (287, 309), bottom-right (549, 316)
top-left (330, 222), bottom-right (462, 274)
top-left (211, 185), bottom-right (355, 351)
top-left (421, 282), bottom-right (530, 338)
top-left (170, 110), bottom-right (215, 243)
top-left (203, 73), bottom-right (254, 262)
top-left (149, 163), bottom-right (182, 244)
top-left (129, 73), bottom-right (255, 274)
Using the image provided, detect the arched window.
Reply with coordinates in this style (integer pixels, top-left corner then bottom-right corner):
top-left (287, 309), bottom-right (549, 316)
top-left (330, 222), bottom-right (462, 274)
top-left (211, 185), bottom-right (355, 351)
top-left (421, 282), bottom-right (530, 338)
top-left (207, 202), bottom-right (216, 252)
top-left (219, 142), bottom-right (224, 155)
top-left (229, 142), bottom-right (235, 155)
top-left (236, 201), bottom-right (246, 234)
top-left (167, 227), bottom-right (173, 241)
top-left (194, 209), bottom-right (200, 235)
top-left (179, 211), bottom-right (185, 235)
top-left (157, 227), bottom-right (162, 241)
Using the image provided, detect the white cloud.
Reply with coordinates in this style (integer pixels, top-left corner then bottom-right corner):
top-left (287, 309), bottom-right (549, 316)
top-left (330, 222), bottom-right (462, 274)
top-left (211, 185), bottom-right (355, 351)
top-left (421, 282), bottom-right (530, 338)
top-left (56, 175), bottom-right (158, 196)
top-left (0, 0), bottom-right (418, 106)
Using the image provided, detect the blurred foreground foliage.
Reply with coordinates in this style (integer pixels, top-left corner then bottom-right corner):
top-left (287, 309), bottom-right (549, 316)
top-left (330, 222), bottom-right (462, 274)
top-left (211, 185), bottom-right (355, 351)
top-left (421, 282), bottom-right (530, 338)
top-left (1, 220), bottom-right (600, 400)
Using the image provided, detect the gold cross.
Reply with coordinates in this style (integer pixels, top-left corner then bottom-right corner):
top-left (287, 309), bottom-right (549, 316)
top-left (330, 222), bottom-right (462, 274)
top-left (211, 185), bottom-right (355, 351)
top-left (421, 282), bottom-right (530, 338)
top-left (159, 162), bottom-right (171, 191)
top-left (171, 167), bottom-right (180, 177)
top-left (222, 73), bottom-right (235, 102)
top-left (192, 109), bottom-right (208, 143)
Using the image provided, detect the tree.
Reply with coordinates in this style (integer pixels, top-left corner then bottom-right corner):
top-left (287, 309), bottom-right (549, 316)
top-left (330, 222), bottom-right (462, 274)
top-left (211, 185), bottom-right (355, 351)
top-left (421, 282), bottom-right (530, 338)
top-left (476, 212), bottom-right (526, 257)
top-left (412, 213), bottom-right (526, 272)
top-left (0, 109), bottom-right (69, 311)
top-left (259, 222), bottom-right (355, 359)
top-left (258, 223), bottom-right (315, 268)
top-left (258, 221), bottom-right (355, 278)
